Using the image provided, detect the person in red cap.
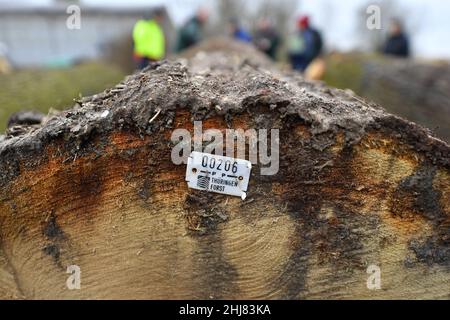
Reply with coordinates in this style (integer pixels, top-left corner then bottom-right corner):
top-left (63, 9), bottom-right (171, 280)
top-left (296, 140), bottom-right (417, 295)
top-left (299, 16), bottom-right (309, 29)
top-left (288, 15), bottom-right (323, 72)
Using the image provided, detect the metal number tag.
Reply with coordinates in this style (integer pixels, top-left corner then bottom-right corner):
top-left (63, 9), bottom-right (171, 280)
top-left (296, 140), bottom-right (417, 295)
top-left (185, 152), bottom-right (252, 200)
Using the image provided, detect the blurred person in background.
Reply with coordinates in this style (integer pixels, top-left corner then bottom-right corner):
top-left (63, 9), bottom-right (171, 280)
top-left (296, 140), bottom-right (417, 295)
top-left (288, 16), bottom-right (323, 72)
top-left (176, 8), bottom-right (209, 52)
top-left (0, 42), bottom-right (11, 74)
top-left (383, 18), bottom-right (410, 58)
top-left (253, 18), bottom-right (280, 60)
top-left (132, 8), bottom-right (166, 69)
top-left (228, 17), bottom-right (252, 43)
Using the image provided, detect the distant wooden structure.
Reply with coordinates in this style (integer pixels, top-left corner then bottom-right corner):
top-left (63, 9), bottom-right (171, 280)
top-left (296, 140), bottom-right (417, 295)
top-left (0, 4), bottom-right (175, 67)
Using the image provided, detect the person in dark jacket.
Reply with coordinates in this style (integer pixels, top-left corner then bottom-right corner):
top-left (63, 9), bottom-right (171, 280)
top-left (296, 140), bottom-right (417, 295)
top-left (288, 16), bottom-right (323, 72)
top-left (253, 18), bottom-right (280, 60)
top-left (176, 8), bottom-right (209, 52)
top-left (383, 19), bottom-right (410, 58)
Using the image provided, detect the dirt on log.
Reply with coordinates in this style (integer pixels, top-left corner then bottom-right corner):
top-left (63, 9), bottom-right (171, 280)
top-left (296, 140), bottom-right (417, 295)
top-left (0, 40), bottom-right (449, 299)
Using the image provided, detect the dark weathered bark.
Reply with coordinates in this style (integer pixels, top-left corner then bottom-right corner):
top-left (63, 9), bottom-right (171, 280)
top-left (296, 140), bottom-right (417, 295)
top-left (0, 40), bottom-right (449, 299)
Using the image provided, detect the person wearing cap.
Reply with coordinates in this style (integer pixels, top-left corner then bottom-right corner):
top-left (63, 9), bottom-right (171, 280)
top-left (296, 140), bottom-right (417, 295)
top-left (133, 9), bottom-right (166, 69)
top-left (288, 16), bottom-right (323, 72)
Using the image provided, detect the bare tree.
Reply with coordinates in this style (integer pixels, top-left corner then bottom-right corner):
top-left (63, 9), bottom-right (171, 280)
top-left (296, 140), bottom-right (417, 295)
top-left (207, 0), bottom-right (248, 36)
top-left (207, 0), bottom-right (299, 42)
top-left (251, 0), bottom-right (298, 37)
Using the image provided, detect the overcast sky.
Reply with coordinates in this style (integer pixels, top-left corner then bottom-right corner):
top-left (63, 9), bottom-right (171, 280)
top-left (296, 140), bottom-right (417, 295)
top-left (1, 0), bottom-right (449, 59)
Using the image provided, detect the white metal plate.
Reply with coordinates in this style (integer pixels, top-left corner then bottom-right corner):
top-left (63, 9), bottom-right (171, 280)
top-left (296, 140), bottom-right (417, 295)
top-left (185, 152), bottom-right (252, 199)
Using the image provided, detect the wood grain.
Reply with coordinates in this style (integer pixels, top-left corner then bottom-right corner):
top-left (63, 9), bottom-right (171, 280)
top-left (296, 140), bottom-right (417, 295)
top-left (0, 41), bottom-right (448, 299)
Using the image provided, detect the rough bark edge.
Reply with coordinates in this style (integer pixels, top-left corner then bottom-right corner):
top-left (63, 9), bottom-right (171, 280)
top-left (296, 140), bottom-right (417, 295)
top-left (0, 54), bottom-right (449, 189)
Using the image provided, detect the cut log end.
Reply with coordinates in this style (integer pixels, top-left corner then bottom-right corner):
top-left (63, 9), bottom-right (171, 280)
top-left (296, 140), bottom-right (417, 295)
top-left (0, 40), bottom-right (449, 299)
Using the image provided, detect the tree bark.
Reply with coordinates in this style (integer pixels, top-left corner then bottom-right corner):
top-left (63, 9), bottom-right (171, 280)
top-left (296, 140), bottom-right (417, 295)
top-left (0, 40), bottom-right (449, 299)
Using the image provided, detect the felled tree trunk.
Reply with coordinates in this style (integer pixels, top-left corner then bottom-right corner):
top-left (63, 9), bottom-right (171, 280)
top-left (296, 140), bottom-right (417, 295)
top-left (0, 40), bottom-right (449, 299)
top-left (361, 59), bottom-right (450, 143)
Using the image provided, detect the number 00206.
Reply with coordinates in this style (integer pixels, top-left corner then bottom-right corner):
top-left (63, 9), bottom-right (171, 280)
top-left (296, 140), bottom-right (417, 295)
top-left (201, 155), bottom-right (238, 173)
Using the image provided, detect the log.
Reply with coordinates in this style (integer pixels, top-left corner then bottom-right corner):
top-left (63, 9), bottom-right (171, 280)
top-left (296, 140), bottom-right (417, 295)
top-left (360, 58), bottom-right (450, 143)
top-left (325, 53), bottom-right (450, 143)
top-left (0, 40), bottom-right (449, 299)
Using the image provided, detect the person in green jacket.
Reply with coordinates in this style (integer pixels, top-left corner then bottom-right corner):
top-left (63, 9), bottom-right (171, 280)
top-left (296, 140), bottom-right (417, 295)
top-left (133, 9), bottom-right (166, 69)
top-left (175, 8), bottom-right (209, 53)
